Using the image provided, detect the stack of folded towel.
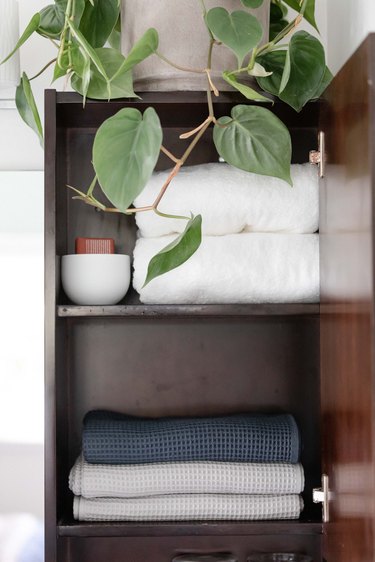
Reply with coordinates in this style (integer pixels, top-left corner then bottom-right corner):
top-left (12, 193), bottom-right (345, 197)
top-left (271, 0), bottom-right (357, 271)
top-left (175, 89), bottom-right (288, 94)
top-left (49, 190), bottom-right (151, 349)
top-left (132, 162), bottom-right (319, 304)
top-left (70, 410), bottom-right (305, 521)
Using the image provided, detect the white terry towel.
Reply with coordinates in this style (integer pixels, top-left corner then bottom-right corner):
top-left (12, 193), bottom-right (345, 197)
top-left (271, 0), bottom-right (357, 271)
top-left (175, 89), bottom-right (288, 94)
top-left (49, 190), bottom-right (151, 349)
top-left (134, 163), bottom-right (319, 237)
top-left (133, 233), bottom-right (319, 304)
top-left (73, 494), bottom-right (303, 521)
top-left (69, 455), bottom-right (305, 499)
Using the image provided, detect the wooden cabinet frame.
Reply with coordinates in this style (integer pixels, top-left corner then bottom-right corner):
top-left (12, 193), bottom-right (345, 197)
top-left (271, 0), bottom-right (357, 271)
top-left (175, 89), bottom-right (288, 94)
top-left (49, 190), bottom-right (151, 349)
top-left (44, 35), bottom-right (375, 562)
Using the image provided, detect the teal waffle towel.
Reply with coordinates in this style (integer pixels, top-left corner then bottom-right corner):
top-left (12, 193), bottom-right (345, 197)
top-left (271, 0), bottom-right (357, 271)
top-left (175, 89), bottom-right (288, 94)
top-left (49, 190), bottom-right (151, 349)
top-left (82, 411), bottom-right (300, 465)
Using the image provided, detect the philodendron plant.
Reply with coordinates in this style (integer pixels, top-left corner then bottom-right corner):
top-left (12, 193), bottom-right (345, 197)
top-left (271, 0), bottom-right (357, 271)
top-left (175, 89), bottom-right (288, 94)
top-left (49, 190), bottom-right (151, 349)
top-left (2, 0), bottom-right (330, 286)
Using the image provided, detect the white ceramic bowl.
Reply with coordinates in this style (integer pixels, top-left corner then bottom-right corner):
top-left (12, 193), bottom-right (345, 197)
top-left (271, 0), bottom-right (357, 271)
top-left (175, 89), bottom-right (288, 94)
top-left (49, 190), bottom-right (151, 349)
top-left (61, 254), bottom-right (131, 305)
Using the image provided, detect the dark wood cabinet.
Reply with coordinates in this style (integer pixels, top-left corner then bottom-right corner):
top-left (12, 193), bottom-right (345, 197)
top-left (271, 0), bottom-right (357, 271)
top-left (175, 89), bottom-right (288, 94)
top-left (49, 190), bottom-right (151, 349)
top-left (45, 35), bottom-right (375, 562)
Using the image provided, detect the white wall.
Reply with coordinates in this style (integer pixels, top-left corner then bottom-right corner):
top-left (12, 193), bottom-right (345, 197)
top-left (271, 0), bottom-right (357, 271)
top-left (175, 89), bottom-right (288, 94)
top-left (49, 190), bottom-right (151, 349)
top-left (0, 443), bottom-right (44, 519)
top-left (326, 0), bottom-right (375, 74)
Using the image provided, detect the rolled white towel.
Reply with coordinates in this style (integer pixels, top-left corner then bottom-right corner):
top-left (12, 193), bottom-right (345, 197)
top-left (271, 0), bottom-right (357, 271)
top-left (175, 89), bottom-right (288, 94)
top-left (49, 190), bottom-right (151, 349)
top-left (69, 454), bottom-right (305, 498)
top-left (133, 233), bottom-right (319, 304)
top-left (134, 163), bottom-right (318, 237)
top-left (73, 494), bottom-right (304, 521)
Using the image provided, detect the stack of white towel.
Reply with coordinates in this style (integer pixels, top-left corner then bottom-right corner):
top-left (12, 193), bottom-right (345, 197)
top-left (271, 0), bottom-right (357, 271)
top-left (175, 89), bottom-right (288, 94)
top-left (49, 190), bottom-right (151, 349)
top-left (70, 456), bottom-right (305, 521)
top-left (132, 163), bottom-right (320, 304)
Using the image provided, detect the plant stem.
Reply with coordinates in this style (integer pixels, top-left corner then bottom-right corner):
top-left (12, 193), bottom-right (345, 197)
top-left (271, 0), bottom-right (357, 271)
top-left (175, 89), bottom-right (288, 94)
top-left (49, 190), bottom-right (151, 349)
top-left (207, 39), bottom-right (215, 69)
top-left (153, 163), bottom-right (182, 209)
top-left (199, 0), bottom-right (207, 13)
top-left (180, 117), bottom-right (211, 139)
top-left (206, 81), bottom-right (214, 117)
top-left (248, 48), bottom-right (257, 72)
top-left (154, 209), bottom-right (190, 221)
top-left (256, 0), bottom-right (307, 58)
top-left (160, 145), bottom-right (180, 163)
top-left (49, 38), bottom-right (60, 49)
top-left (57, 0), bottom-right (73, 68)
top-left (29, 58), bottom-right (57, 81)
top-left (181, 119), bottom-right (212, 163)
top-left (156, 51), bottom-right (205, 74)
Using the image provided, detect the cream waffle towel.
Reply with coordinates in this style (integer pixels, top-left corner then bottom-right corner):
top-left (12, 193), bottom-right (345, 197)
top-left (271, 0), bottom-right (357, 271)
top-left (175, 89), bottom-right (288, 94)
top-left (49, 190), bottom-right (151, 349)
top-left (69, 455), bottom-right (305, 498)
top-left (133, 233), bottom-right (319, 304)
top-left (134, 163), bottom-right (318, 237)
top-left (73, 494), bottom-right (303, 521)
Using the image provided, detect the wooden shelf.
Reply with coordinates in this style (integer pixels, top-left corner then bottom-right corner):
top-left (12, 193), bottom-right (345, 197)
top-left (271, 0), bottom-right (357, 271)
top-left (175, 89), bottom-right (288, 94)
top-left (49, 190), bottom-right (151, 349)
top-left (57, 303), bottom-right (319, 318)
top-left (58, 518), bottom-right (323, 538)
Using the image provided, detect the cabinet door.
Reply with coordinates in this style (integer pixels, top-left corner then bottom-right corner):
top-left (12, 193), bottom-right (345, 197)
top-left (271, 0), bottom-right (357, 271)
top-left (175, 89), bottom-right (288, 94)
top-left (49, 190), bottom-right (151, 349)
top-left (320, 34), bottom-right (375, 562)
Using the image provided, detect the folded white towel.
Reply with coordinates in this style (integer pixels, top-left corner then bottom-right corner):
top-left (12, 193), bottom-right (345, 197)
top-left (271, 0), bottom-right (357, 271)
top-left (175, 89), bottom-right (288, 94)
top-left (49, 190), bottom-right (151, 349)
top-left (69, 455), bottom-right (305, 499)
top-left (133, 233), bottom-right (319, 304)
top-left (134, 163), bottom-right (318, 237)
top-left (73, 494), bottom-right (303, 521)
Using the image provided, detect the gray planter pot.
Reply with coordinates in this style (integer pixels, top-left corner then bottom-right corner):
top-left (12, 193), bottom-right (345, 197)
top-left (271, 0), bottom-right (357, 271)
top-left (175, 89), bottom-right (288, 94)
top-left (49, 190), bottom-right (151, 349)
top-left (121, 0), bottom-right (270, 91)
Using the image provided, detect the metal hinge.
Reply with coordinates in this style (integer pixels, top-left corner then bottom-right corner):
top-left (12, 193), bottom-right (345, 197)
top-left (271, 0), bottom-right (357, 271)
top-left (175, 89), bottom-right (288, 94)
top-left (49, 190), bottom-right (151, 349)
top-left (309, 131), bottom-right (325, 178)
top-left (313, 473), bottom-right (330, 523)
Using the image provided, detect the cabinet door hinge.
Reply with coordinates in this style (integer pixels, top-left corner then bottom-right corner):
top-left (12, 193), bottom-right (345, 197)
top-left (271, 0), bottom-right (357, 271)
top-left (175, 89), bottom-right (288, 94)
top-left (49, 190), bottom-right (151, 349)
top-left (313, 473), bottom-right (330, 523)
top-left (309, 131), bottom-right (325, 178)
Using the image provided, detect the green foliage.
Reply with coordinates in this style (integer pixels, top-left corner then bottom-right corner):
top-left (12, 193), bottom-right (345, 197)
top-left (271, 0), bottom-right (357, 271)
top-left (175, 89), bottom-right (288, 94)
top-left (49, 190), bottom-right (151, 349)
top-left (257, 31), bottom-right (326, 111)
top-left (281, 0), bottom-right (318, 30)
top-left (79, 0), bottom-right (119, 48)
top-left (222, 71), bottom-right (271, 102)
top-left (93, 108), bottom-right (163, 212)
top-left (38, 0), bottom-right (85, 38)
top-left (15, 73), bottom-right (43, 147)
top-left (144, 215), bottom-right (202, 286)
top-left (71, 47), bottom-right (135, 99)
top-left (110, 28), bottom-right (159, 81)
top-left (108, 15), bottom-right (121, 50)
top-left (206, 8), bottom-right (263, 67)
top-left (2, 0), bottom-right (333, 281)
top-left (269, 2), bottom-right (288, 41)
top-left (241, 0), bottom-right (264, 7)
top-left (213, 105), bottom-right (292, 185)
top-left (1, 13), bottom-right (40, 64)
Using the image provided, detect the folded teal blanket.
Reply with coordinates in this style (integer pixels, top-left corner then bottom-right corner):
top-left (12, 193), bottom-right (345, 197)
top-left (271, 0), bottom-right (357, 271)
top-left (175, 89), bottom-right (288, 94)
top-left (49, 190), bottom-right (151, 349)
top-left (83, 411), bottom-right (300, 465)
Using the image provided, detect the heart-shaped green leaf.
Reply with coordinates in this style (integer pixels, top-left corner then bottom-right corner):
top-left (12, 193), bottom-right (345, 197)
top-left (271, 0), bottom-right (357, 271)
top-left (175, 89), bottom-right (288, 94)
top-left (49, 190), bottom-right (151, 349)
top-left (108, 15), bottom-right (121, 50)
top-left (76, 49), bottom-right (91, 103)
top-left (257, 32), bottom-right (326, 111)
top-left (144, 215), bottom-right (202, 286)
top-left (67, 19), bottom-right (109, 83)
top-left (311, 66), bottom-right (333, 99)
top-left (93, 107), bottom-right (163, 212)
top-left (52, 50), bottom-right (69, 81)
top-left (278, 32), bottom-right (325, 110)
top-left (241, 0), bottom-right (264, 7)
top-left (1, 13), bottom-right (40, 64)
top-left (38, 0), bottom-right (85, 38)
top-left (206, 8), bottom-right (262, 67)
top-left (281, 0), bottom-right (318, 30)
top-left (222, 71), bottom-right (272, 102)
top-left (78, 0), bottom-right (120, 48)
top-left (110, 28), bottom-right (159, 83)
top-left (71, 47), bottom-right (136, 99)
top-left (256, 50), bottom-right (286, 95)
top-left (38, 3), bottom-right (65, 38)
top-left (15, 73), bottom-right (43, 147)
top-left (213, 105), bottom-right (292, 185)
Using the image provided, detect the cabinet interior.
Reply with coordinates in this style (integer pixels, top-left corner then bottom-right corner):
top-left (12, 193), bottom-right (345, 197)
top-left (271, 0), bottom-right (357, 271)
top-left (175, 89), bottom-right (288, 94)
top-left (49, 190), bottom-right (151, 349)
top-left (47, 91), bottom-right (323, 562)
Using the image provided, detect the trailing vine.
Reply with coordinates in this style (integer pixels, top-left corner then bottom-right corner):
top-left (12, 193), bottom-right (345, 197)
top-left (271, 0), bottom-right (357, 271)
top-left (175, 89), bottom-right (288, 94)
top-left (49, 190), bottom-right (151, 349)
top-left (1, 0), bottom-right (330, 285)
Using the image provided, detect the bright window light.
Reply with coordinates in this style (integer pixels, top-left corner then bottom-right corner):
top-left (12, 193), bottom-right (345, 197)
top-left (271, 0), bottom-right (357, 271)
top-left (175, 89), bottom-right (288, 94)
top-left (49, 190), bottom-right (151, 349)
top-left (0, 172), bottom-right (43, 444)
